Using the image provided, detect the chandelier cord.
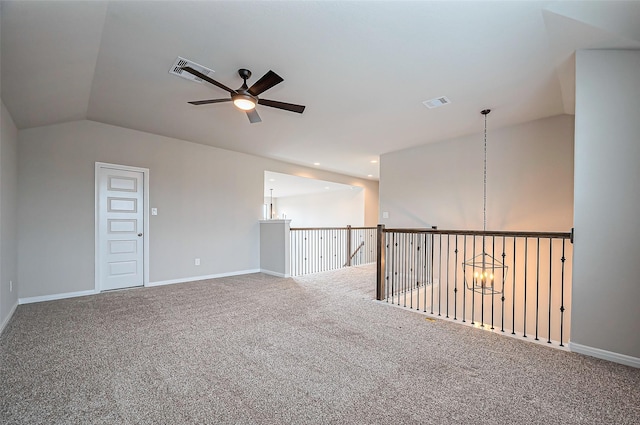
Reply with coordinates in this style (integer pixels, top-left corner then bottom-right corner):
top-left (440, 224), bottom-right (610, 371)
top-left (483, 110), bottom-right (488, 233)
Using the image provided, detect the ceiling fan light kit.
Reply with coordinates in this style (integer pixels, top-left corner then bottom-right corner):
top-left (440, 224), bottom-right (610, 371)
top-left (232, 93), bottom-right (257, 111)
top-left (180, 64), bottom-right (306, 123)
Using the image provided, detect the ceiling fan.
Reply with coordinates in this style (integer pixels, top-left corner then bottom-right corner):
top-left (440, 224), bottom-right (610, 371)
top-left (182, 66), bottom-right (305, 124)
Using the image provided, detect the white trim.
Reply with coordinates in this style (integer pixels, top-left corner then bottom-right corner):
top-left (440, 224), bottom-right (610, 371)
top-left (569, 342), bottom-right (640, 368)
top-left (260, 269), bottom-right (291, 278)
top-left (0, 302), bottom-right (18, 335)
top-left (148, 269), bottom-right (261, 287)
top-left (16, 269), bottom-right (263, 303)
top-left (95, 162), bottom-right (150, 292)
top-left (19, 289), bottom-right (99, 305)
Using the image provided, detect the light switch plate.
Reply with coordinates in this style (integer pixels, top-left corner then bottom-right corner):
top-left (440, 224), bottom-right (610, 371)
top-left (151, 208), bottom-right (158, 216)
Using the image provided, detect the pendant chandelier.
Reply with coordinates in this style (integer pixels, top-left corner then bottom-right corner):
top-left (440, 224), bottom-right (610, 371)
top-left (463, 109), bottom-right (507, 296)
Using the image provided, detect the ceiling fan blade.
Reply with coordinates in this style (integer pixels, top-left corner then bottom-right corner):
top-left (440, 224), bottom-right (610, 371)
top-left (248, 70), bottom-right (284, 96)
top-left (258, 99), bottom-right (306, 114)
top-left (181, 66), bottom-right (236, 94)
top-left (188, 99), bottom-right (231, 105)
top-left (246, 109), bottom-right (262, 124)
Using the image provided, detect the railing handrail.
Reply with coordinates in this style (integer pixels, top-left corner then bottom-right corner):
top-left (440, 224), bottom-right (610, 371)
top-left (382, 227), bottom-right (572, 240)
top-left (291, 226), bottom-right (376, 231)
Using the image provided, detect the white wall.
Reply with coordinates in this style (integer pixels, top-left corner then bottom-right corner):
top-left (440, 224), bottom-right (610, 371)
top-left (17, 120), bottom-right (378, 299)
top-left (572, 50), bottom-right (640, 361)
top-left (275, 188), bottom-right (365, 227)
top-left (1, 100), bottom-right (19, 332)
top-left (380, 114), bottom-right (574, 232)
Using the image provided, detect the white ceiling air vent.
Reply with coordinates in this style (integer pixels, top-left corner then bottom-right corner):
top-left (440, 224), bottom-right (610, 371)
top-left (422, 96), bottom-right (451, 109)
top-left (169, 56), bottom-right (214, 83)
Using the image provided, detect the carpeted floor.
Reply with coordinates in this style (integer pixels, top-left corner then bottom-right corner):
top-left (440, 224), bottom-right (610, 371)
top-left (1, 265), bottom-right (639, 424)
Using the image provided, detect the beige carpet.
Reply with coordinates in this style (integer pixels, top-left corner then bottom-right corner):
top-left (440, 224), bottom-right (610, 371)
top-left (1, 265), bottom-right (639, 424)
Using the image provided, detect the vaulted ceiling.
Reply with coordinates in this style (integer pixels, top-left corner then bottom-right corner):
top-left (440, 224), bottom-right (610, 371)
top-left (2, 1), bottom-right (639, 179)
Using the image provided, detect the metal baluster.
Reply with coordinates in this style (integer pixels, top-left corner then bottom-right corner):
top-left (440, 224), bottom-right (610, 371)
top-left (501, 236), bottom-right (506, 333)
top-left (438, 234), bottom-right (442, 316)
top-left (317, 229), bottom-right (321, 273)
top-left (512, 238), bottom-right (516, 335)
top-left (297, 231), bottom-right (301, 275)
top-left (446, 234), bottom-right (450, 319)
top-left (490, 235), bottom-right (495, 330)
top-left (416, 234), bottom-right (421, 311)
top-left (308, 230), bottom-right (313, 274)
top-left (423, 233), bottom-right (428, 313)
top-left (560, 239), bottom-right (566, 347)
top-left (303, 231), bottom-right (307, 275)
top-left (471, 235), bottom-right (476, 325)
top-left (403, 233), bottom-right (408, 308)
top-left (328, 228), bottom-right (332, 271)
top-left (391, 233), bottom-right (397, 305)
top-left (325, 229), bottom-right (329, 271)
top-left (293, 230), bottom-right (296, 276)
top-left (313, 230), bottom-right (318, 273)
top-left (535, 237), bottom-right (540, 341)
top-left (412, 233), bottom-right (416, 307)
top-left (389, 232), bottom-right (397, 304)
top-left (547, 238), bottom-right (553, 344)
top-left (462, 235), bottom-right (467, 323)
top-left (523, 237), bottom-right (528, 338)
top-left (291, 231), bottom-right (295, 276)
top-left (430, 232), bottom-right (435, 315)
top-left (454, 235), bottom-right (458, 320)
top-left (408, 233), bottom-right (412, 308)
top-left (480, 235), bottom-right (485, 327)
top-left (385, 232), bottom-right (390, 301)
top-left (407, 233), bottom-right (411, 307)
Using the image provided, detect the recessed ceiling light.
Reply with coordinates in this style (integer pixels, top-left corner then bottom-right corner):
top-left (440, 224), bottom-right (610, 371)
top-left (324, 186), bottom-right (330, 190)
top-left (313, 162), bottom-right (320, 166)
top-left (370, 160), bottom-right (378, 164)
top-left (269, 179), bottom-right (275, 182)
top-left (367, 174), bottom-right (373, 177)
top-left (423, 96), bottom-right (451, 109)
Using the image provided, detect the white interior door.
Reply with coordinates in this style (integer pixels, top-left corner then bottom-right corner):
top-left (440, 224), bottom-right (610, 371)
top-left (97, 165), bottom-right (145, 291)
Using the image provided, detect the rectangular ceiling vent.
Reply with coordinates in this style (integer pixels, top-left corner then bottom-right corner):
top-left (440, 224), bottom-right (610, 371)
top-left (169, 56), bottom-right (214, 83)
top-left (422, 96), bottom-right (451, 109)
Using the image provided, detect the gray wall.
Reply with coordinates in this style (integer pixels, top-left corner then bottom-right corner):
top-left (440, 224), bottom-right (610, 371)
top-left (1, 100), bottom-right (19, 331)
top-left (17, 120), bottom-right (378, 299)
top-left (259, 220), bottom-right (290, 277)
top-left (572, 50), bottom-right (640, 359)
top-left (380, 115), bottom-right (574, 232)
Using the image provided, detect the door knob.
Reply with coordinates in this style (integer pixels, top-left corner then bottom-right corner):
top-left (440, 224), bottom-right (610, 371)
top-left (138, 233), bottom-right (143, 237)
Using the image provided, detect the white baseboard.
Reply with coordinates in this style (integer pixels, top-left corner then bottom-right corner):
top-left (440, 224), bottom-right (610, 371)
top-left (260, 269), bottom-right (290, 278)
top-left (19, 289), bottom-right (99, 305)
top-left (16, 270), bottom-right (263, 304)
top-left (148, 269), bottom-right (261, 287)
top-left (0, 302), bottom-right (18, 335)
top-left (569, 342), bottom-right (640, 368)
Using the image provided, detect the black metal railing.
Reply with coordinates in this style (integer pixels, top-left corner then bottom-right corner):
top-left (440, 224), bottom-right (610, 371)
top-left (376, 225), bottom-right (573, 346)
top-left (290, 226), bottom-right (377, 276)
